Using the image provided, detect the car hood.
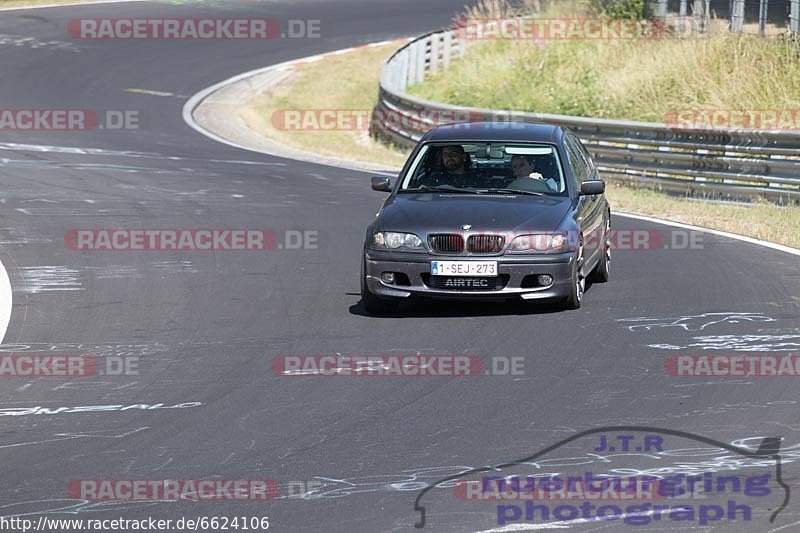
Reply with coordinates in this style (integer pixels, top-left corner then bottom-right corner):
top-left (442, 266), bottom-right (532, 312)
top-left (377, 193), bottom-right (572, 234)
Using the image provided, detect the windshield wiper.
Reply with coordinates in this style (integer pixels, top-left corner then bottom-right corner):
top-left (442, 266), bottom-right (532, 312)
top-left (478, 188), bottom-right (544, 196)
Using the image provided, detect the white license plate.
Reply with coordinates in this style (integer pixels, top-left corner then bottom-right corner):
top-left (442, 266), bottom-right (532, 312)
top-left (431, 261), bottom-right (497, 277)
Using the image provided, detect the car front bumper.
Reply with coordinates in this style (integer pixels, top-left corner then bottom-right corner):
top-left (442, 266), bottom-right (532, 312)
top-left (364, 249), bottom-right (574, 301)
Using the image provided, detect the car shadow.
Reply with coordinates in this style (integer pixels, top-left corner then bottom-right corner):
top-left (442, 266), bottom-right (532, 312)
top-left (348, 300), bottom-right (563, 318)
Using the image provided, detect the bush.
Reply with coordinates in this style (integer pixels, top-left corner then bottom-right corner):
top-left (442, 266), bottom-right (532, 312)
top-left (592, 0), bottom-right (651, 19)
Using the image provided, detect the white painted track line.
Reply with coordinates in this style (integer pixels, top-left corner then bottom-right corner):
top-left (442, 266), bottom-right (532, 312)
top-left (0, 0), bottom-right (144, 12)
top-left (0, 258), bottom-right (12, 343)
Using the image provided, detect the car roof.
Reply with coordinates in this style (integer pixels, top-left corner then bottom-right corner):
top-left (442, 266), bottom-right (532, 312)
top-left (420, 121), bottom-right (564, 144)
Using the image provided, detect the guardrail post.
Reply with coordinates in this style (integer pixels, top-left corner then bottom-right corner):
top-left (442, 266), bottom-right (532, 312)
top-left (693, 0), bottom-right (707, 35)
top-left (679, 0), bottom-right (688, 34)
top-left (404, 44), bottom-right (412, 87)
top-left (731, 0), bottom-right (745, 33)
top-left (758, 0), bottom-right (768, 36)
top-left (430, 34), bottom-right (440, 74)
top-left (416, 38), bottom-right (427, 83)
top-left (656, 0), bottom-right (667, 24)
top-left (386, 56), bottom-right (396, 90)
top-left (394, 53), bottom-right (405, 90)
top-left (406, 44), bottom-right (416, 87)
top-left (443, 31), bottom-right (453, 69)
top-left (657, 0), bottom-right (668, 24)
top-left (791, 0), bottom-right (800, 34)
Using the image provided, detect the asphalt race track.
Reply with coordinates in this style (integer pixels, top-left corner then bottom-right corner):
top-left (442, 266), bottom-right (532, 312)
top-left (0, 1), bottom-right (799, 532)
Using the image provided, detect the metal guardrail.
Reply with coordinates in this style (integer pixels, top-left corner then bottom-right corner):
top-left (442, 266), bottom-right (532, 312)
top-left (370, 29), bottom-right (800, 204)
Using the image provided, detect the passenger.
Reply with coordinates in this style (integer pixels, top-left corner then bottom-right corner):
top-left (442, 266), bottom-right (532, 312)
top-left (509, 154), bottom-right (558, 191)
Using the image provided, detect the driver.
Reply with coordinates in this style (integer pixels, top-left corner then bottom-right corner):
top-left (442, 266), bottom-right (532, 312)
top-left (434, 145), bottom-right (477, 188)
top-left (442, 145), bottom-right (468, 174)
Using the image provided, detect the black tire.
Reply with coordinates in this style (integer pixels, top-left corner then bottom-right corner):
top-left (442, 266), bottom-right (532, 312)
top-left (590, 215), bottom-right (610, 283)
top-left (563, 240), bottom-right (585, 310)
top-left (360, 255), bottom-right (399, 315)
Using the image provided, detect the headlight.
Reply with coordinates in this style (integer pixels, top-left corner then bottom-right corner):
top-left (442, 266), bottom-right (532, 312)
top-left (508, 233), bottom-right (568, 252)
top-left (370, 231), bottom-right (425, 251)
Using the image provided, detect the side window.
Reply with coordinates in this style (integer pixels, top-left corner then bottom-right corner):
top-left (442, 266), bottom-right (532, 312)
top-left (574, 135), bottom-right (596, 176)
top-left (564, 135), bottom-right (589, 189)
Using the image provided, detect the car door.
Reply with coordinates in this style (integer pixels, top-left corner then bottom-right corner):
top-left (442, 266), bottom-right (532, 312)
top-left (565, 134), bottom-right (603, 266)
top-left (575, 135), bottom-right (608, 263)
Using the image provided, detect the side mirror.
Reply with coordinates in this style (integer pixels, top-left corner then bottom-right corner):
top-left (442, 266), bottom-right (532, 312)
top-left (371, 176), bottom-right (392, 192)
top-left (580, 180), bottom-right (605, 195)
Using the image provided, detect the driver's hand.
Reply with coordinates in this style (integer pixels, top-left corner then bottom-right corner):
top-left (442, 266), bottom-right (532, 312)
top-left (528, 172), bottom-right (545, 180)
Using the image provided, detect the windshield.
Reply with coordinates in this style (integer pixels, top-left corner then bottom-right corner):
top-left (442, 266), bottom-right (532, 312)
top-left (399, 142), bottom-right (567, 195)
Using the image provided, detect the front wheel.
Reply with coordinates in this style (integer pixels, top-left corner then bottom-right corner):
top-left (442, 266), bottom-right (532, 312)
top-left (563, 240), bottom-right (585, 310)
top-left (360, 255), bottom-right (399, 315)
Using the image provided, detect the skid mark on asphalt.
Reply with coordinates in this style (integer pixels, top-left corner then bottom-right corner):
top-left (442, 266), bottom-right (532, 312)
top-left (617, 312), bottom-right (776, 332)
top-left (12, 262), bottom-right (195, 296)
top-left (0, 33), bottom-right (79, 52)
top-left (0, 427), bottom-right (149, 451)
top-left (0, 341), bottom-right (166, 358)
top-left (0, 226), bottom-right (53, 244)
top-left (150, 260), bottom-right (198, 275)
top-left (17, 266), bottom-right (82, 293)
top-left (649, 334), bottom-right (800, 352)
top-left (50, 380), bottom-right (141, 392)
top-left (85, 265), bottom-right (142, 280)
top-left (665, 400), bottom-right (799, 420)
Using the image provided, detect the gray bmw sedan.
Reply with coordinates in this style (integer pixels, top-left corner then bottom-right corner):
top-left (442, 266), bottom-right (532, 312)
top-left (361, 122), bottom-right (611, 314)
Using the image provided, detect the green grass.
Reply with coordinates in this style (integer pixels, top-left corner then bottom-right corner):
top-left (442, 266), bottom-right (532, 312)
top-left (241, 43), bottom-right (409, 168)
top-left (408, 30), bottom-right (800, 122)
top-left (606, 184), bottom-right (800, 248)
